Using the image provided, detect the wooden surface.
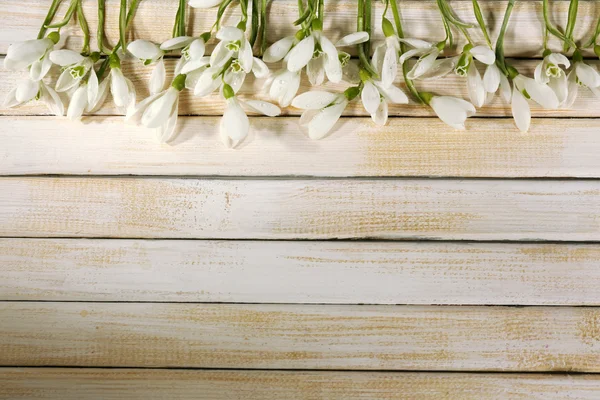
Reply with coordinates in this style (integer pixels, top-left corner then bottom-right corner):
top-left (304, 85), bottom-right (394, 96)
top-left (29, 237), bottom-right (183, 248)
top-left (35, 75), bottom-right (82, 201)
top-left (3, 370), bottom-right (600, 400)
top-left (2, 0), bottom-right (600, 398)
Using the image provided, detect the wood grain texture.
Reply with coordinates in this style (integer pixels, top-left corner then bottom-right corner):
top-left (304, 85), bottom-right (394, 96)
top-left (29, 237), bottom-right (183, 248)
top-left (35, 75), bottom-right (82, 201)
top-left (2, 303), bottom-right (600, 371)
top-left (2, 116), bottom-right (600, 177)
top-left (3, 59), bottom-right (600, 118)
top-left (1, 1), bottom-right (597, 57)
top-left (0, 177), bottom-right (599, 240)
top-left (3, 239), bottom-right (600, 305)
top-left (2, 369), bottom-right (600, 400)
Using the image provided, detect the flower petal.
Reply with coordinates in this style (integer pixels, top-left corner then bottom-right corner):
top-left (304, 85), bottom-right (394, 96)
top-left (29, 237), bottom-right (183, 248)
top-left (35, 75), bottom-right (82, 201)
top-left (371, 44), bottom-right (385, 75)
top-left (15, 79), bottom-right (39, 103)
top-left (291, 91), bottom-right (339, 109)
top-left (548, 53), bottom-right (570, 69)
top-left (87, 68), bottom-right (99, 107)
top-left (375, 82), bottom-right (408, 104)
top-left (320, 36), bottom-right (342, 83)
top-left (242, 100), bottom-right (281, 117)
top-left (563, 70), bottom-right (579, 109)
top-left (252, 57), bottom-right (270, 78)
top-left (87, 78), bottom-right (110, 113)
top-left (239, 39), bottom-right (254, 73)
top-left (511, 89), bottom-right (530, 132)
top-left (125, 92), bottom-right (163, 123)
top-left (141, 88), bottom-right (178, 128)
top-left (217, 26), bottom-right (244, 41)
top-left (40, 82), bottom-right (64, 117)
top-left (270, 70), bottom-right (301, 107)
top-left (548, 74), bottom-right (568, 105)
top-left (361, 80), bottom-right (381, 115)
top-left (181, 56), bottom-right (211, 74)
top-left (407, 49), bottom-right (439, 79)
top-left (371, 99), bottom-right (388, 126)
top-left (7, 38), bottom-right (52, 66)
top-left (128, 39), bottom-right (162, 61)
top-left (415, 57), bottom-right (455, 80)
top-left (188, 0), bottom-right (221, 8)
top-left (381, 46), bottom-right (398, 87)
top-left (467, 63), bottom-right (485, 107)
top-left (157, 103), bottom-right (179, 143)
top-left (307, 56), bottom-right (325, 86)
top-left (110, 68), bottom-right (130, 107)
top-left (55, 68), bottom-right (79, 92)
top-left (523, 76), bottom-right (559, 109)
top-left (430, 96), bottom-right (475, 129)
top-left (307, 100), bottom-right (348, 140)
top-left (149, 58), bottom-right (166, 94)
top-left (188, 38), bottom-right (206, 59)
top-left (3, 56), bottom-right (30, 71)
top-left (576, 62), bottom-right (600, 88)
top-left (185, 68), bottom-right (205, 90)
top-left (534, 60), bottom-right (549, 84)
top-left (483, 63), bottom-right (501, 93)
top-left (194, 66), bottom-right (222, 97)
top-left (469, 45), bottom-right (495, 65)
top-left (67, 85), bottom-right (89, 120)
top-left (49, 49), bottom-right (84, 66)
top-left (336, 31), bottom-right (369, 47)
top-left (160, 36), bottom-right (194, 50)
top-left (263, 36), bottom-right (295, 63)
top-left (286, 34), bottom-right (315, 72)
top-left (398, 38), bottom-right (432, 49)
top-left (398, 48), bottom-right (427, 65)
top-left (210, 41), bottom-right (234, 69)
top-left (3, 87), bottom-right (21, 108)
top-left (29, 53), bottom-right (53, 81)
top-left (500, 73), bottom-right (512, 102)
top-left (221, 98), bottom-right (249, 144)
top-left (223, 69), bottom-right (246, 93)
top-left (299, 109), bottom-right (319, 126)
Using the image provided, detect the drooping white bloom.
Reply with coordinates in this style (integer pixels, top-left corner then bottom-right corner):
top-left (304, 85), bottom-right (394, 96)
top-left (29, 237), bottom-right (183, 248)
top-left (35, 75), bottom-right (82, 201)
top-left (534, 52), bottom-right (570, 105)
top-left (510, 74), bottom-right (559, 132)
top-left (400, 39), bottom-right (446, 81)
top-left (286, 30), bottom-right (343, 84)
top-left (3, 79), bottom-right (63, 116)
top-left (188, 0), bottom-right (221, 8)
top-left (109, 63), bottom-right (136, 112)
top-left (49, 49), bottom-right (95, 92)
top-left (127, 39), bottom-right (166, 94)
top-left (428, 95), bottom-right (476, 130)
top-left (268, 69), bottom-right (301, 107)
top-left (372, 36), bottom-right (401, 87)
top-left (453, 45), bottom-right (496, 107)
top-left (220, 85), bottom-right (281, 148)
top-left (162, 34), bottom-right (207, 79)
top-left (66, 69), bottom-right (110, 120)
top-left (563, 61), bottom-right (600, 108)
top-left (211, 26), bottom-right (253, 72)
top-left (5, 36), bottom-right (57, 81)
top-left (291, 91), bottom-right (350, 140)
top-left (126, 87), bottom-right (180, 143)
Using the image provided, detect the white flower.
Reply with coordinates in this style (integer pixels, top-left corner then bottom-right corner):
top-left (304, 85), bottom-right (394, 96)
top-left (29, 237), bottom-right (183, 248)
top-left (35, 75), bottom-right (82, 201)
top-left (211, 26), bottom-right (253, 72)
top-left (372, 36), bottom-right (401, 87)
top-left (268, 69), bottom-right (301, 107)
top-left (454, 45), bottom-right (496, 107)
top-left (5, 36), bottom-right (57, 81)
top-left (66, 69), bottom-right (110, 120)
top-left (291, 90), bottom-right (350, 140)
top-left (188, 0), bottom-right (221, 8)
top-left (263, 35), bottom-right (297, 63)
top-left (126, 84), bottom-right (182, 143)
top-left (510, 74), bottom-right (559, 132)
top-left (109, 62), bottom-right (136, 112)
top-left (128, 39), bottom-right (166, 94)
top-left (220, 85), bottom-right (281, 148)
top-left (428, 95), bottom-right (476, 130)
top-left (564, 61), bottom-right (600, 108)
top-left (399, 39), bottom-right (446, 80)
top-left (534, 52), bottom-right (570, 105)
top-left (3, 79), bottom-right (63, 116)
top-left (483, 63), bottom-right (502, 94)
top-left (286, 30), bottom-right (343, 84)
top-left (162, 35), bottom-right (207, 76)
top-left (49, 49), bottom-right (95, 92)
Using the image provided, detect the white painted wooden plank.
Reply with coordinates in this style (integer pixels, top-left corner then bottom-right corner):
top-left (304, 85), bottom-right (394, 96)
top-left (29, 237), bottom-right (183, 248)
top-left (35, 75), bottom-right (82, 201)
top-left (2, 116), bottom-right (599, 177)
top-left (2, 368), bottom-right (600, 399)
top-left (2, 59), bottom-right (600, 117)
top-left (2, 239), bottom-right (600, 305)
top-left (1, 303), bottom-right (600, 371)
top-left (0, 177), bottom-right (598, 240)
top-left (0, 1), bottom-right (595, 57)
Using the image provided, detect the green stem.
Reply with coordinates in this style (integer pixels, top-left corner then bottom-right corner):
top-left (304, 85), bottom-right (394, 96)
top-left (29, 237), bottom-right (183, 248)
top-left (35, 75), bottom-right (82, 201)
top-left (364, 0), bottom-right (371, 56)
top-left (45, 0), bottom-right (77, 29)
top-left (542, 0), bottom-right (577, 49)
top-left (97, 0), bottom-right (111, 53)
top-left (213, 0), bottom-right (234, 31)
top-left (250, 0), bottom-right (259, 46)
top-left (76, 0), bottom-right (90, 54)
top-left (495, 0), bottom-right (514, 76)
top-left (318, 0), bottom-right (324, 24)
top-left (119, 0), bottom-right (127, 50)
top-left (260, 0), bottom-right (267, 54)
top-left (389, 0), bottom-right (423, 103)
top-left (584, 16), bottom-right (600, 48)
top-left (179, 0), bottom-right (186, 36)
top-left (357, 0), bottom-right (378, 76)
top-left (440, 0), bottom-right (474, 29)
top-left (38, 0), bottom-right (63, 39)
top-left (564, 0), bottom-right (578, 51)
top-left (436, 0), bottom-right (452, 47)
top-left (471, 0), bottom-right (491, 47)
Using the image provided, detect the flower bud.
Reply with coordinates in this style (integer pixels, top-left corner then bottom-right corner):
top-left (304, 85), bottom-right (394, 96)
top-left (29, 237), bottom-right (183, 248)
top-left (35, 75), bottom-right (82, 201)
top-left (454, 53), bottom-right (471, 77)
top-left (343, 86), bottom-right (360, 101)
top-left (382, 18), bottom-right (395, 37)
top-left (222, 83), bottom-right (235, 99)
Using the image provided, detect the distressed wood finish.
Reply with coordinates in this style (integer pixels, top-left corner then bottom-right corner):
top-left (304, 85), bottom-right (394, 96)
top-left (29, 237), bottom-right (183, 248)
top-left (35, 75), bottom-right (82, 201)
top-left (2, 303), bottom-right (600, 371)
top-left (2, 116), bottom-right (600, 177)
top-left (3, 59), bottom-right (600, 118)
top-left (2, 369), bottom-right (600, 400)
top-left (3, 239), bottom-right (600, 305)
top-left (0, 177), bottom-right (599, 240)
top-left (0, 1), bottom-right (597, 57)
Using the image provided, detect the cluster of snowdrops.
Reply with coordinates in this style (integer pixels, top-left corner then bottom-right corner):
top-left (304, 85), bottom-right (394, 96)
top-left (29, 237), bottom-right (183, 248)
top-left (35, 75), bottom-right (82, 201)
top-left (5, 0), bottom-right (600, 147)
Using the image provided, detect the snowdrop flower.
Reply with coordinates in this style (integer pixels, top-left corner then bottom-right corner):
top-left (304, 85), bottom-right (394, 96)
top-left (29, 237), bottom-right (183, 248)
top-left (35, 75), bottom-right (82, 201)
top-left (286, 22), bottom-right (343, 84)
top-left (49, 49), bottom-right (98, 92)
top-left (370, 19), bottom-right (402, 87)
top-left (162, 33), bottom-right (210, 79)
top-left (534, 52), bottom-right (570, 105)
top-left (291, 87), bottom-right (358, 140)
top-left (108, 54), bottom-right (136, 112)
top-left (126, 74), bottom-right (188, 143)
top-left (359, 56), bottom-right (409, 125)
top-left (66, 69), bottom-right (110, 120)
top-left (268, 69), bottom-right (301, 107)
top-left (453, 44), bottom-right (496, 107)
top-left (3, 79), bottom-right (63, 116)
top-left (211, 26), bottom-right (253, 73)
top-left (510, 70), bottom-right (559, 132)
top-left (564, 56), bottom-right (600, 108)
top-left (188, 0), bottom-right (221, 8)
top-left (399, 38), bottom-right (447, 81)
top-left (4, 32), bottom-right (59, 81)
top-left (127, 39), bottom-right (166, 94)
top-left (220, 83), bottom-right (281, 148)
top-left (420, 93), bottom-right (476, 130)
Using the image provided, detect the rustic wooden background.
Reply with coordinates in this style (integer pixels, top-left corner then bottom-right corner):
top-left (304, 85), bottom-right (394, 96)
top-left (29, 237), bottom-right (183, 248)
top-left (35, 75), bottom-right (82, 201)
top-left (2, 0), bottom-right (600, 398)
